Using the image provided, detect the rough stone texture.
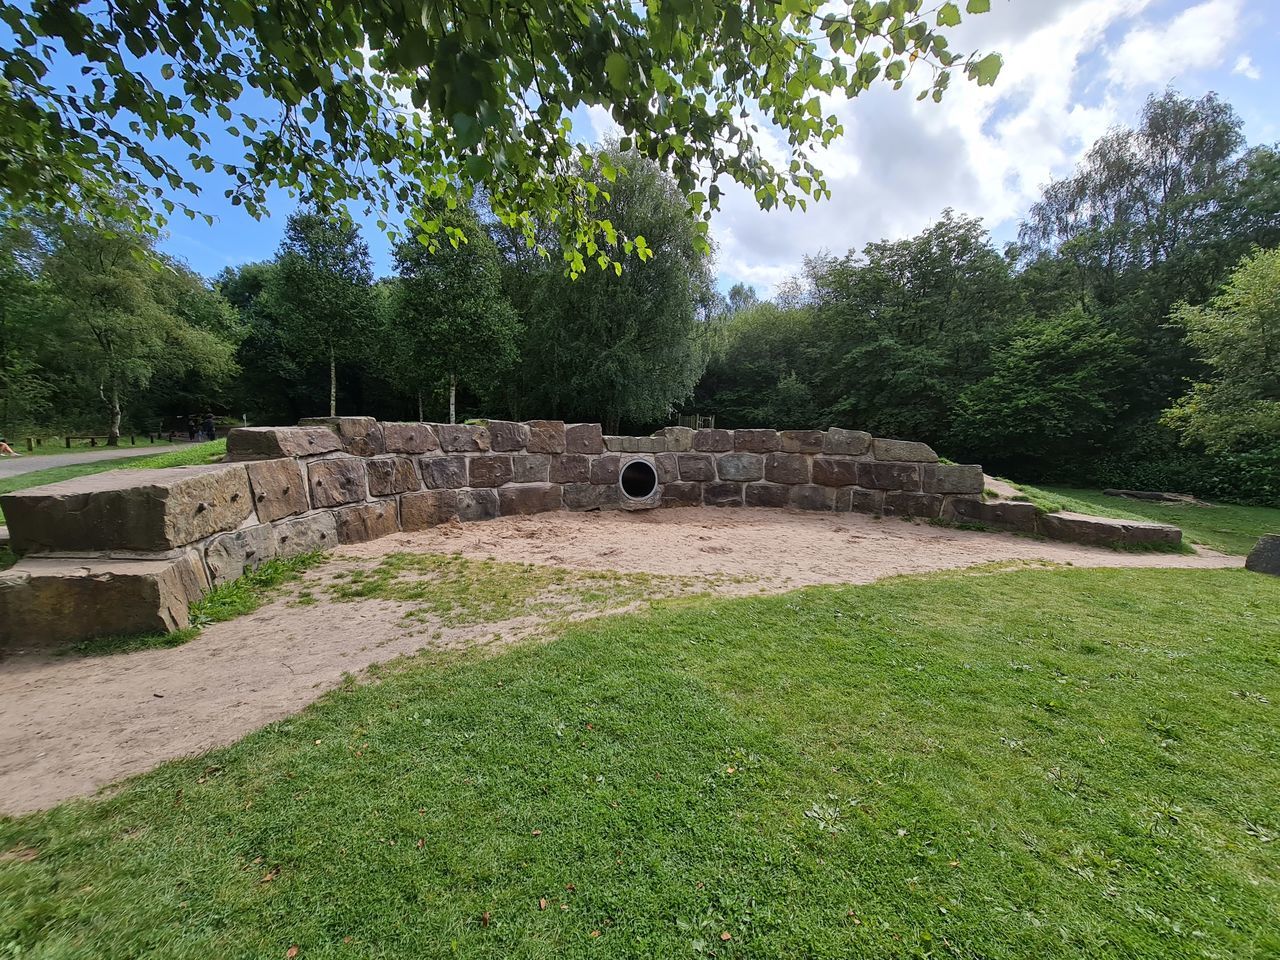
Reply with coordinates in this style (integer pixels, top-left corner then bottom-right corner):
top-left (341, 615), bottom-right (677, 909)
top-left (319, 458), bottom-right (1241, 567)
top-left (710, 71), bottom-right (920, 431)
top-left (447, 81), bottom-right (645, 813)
top-left (604, 436), bottom-right (634, 453)
top-left (437, 423), bottom-right (491, 453)
top-left (789, 484), bottom-right (836, 511)
top-left (837, 487), bottom-right (885, 515)
top-left (812, 457), bottom-right (859, 487)
top-left (634, 437), bottom-right (666, 454)
top-left (273, 511), bottom-right (338, 556)
top-left (205, 525), bottom-right (277, 585)
top-left (299, 416), bottom-right (385, 457)
top-left (733, 429), bottom-right (781, 453)
top-left (716, 452), bottom-right (764, 482)
top-left (499, 483), bottom-right (564, 516)
top-left (764, 452), bottom-right (809, 485)
top-left (704, 481), bottom-right (745, 507)
top-left (226, 426), bottom-right (342, 461)
top-left (1245, 534), bottom-right (1280, 576)
top-left (526, 420), bottom-right (566, 455)
top-left (565, 423), bottom-right (605, 455)
top-left (333, 501), bottom-right (399, 544)
top-left (401, 489), bottom-right (459, 530)
top-left (382, 422), bottom-right (440, 454)
top-left (467, 455), bottom-right (514, 488)
top-left (653, 426), bottom-right (694, 452)
top-left (563, 483), bottom-right (622, 511)
top-left (456, 489), bottom-right (500, 522)
top-left (677, 453), bottom-right (716, 482)
top-left (307, 457), bottom-right (368, 508)
top-left (823, 428), bottom-right (872, 457)
top-left (512, 454), bottom-right (550, 484)
top-left (3, 464), bottom-right (252, 553)
top-left (1036, 512), bottom-right (1181, 549)
top-left (883, 491), bottom-right (944, 519)
top-left (487, 420), bottom-right (530, 452)
top-left (246, 459), bottom-right (309, 524)
top-left (549, 455), bottom-right (590, 484)
top-left (422, 454), bottom-right (468, 489)
top-left (872, 438), bottom-right (938, 463)
top-left (780, 430), bottom-right (824, 454)
top-left (858, 461), bottom-right (921, 491)
top-left (590, 455), bottom-right (621, 485)
top-left (692, 428), bottom-right (733, 453)
top-left (922, 464), bottom-right (984, 495)
top-left (660, 481), bottom-right (702, 507)
top-left (745, 482), bottom-right (790, 509)
top-left (0, 552), bottom-right (210, 653)
top-left (366, 457), bottom-right (421, 497)
top-left (944, 497), bottom-right (1038, 533)
top-left (655, 452), bottom-right (680, 484)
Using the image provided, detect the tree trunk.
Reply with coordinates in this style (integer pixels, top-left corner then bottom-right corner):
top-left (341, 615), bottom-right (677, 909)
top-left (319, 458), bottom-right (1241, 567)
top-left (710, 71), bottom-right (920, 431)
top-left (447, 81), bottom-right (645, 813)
top-left (102, 382), bottom-right (121, 446)
top-left (417, 391), bottom-right (424, 421)
top-left (329, 345), bottom-right (337, 417)
top-left (448, 372), bottom-right (457, 424)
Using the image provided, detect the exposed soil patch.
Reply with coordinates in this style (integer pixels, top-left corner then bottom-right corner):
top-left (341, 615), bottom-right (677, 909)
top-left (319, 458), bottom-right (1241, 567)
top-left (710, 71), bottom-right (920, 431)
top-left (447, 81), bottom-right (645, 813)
top-left (0, 507), bottom-right (1237, 815)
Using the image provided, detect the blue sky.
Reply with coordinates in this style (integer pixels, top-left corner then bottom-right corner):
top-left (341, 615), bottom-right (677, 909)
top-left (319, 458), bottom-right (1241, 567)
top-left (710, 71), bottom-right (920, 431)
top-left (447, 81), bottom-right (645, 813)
top-left (75, 0), bottom-right (1280, 292)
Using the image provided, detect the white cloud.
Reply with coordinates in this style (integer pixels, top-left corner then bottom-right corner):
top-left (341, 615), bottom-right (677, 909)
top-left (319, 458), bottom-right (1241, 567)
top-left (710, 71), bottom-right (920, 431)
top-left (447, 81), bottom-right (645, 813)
top-left (1232, 53), bottom-right (1261, 79)
top-left (1106, 0), bottom-right (1242, 88)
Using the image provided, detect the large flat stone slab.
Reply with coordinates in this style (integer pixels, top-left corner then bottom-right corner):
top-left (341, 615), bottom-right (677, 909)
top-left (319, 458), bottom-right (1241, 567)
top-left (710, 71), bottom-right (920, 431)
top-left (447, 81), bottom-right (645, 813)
top-left (1, 464), bottom-right (252, 553)
top-left (1036, 511), bottom-right (1182, 549)
top-left (226, 426), bottom-right (342, 460)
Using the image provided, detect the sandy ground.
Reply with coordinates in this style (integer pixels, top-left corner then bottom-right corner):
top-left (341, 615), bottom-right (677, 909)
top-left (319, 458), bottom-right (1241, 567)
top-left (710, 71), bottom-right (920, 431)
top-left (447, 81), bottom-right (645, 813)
top-left (0, 507), bottom-right (1239, 815)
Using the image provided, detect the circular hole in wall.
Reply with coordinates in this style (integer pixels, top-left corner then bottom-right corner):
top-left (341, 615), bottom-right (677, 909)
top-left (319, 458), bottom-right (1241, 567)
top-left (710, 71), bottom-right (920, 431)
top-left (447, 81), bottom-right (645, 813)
top-left (619, 459), bottom-right (659, 500)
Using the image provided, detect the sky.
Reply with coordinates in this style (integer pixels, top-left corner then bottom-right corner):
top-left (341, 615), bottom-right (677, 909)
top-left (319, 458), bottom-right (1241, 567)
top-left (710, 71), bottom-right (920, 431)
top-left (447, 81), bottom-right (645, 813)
top-left (150, 0), bottom-right (1279, 294)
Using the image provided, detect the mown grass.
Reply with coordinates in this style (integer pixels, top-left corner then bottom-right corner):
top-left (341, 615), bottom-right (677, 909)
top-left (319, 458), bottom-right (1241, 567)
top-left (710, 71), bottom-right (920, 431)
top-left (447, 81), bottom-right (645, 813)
top-left (2, 565), bottom-right (1278, 959)
top-left (1013, 483), bottom-right (1278, 555)
top-left (68, 552), bottom-right (325, 657)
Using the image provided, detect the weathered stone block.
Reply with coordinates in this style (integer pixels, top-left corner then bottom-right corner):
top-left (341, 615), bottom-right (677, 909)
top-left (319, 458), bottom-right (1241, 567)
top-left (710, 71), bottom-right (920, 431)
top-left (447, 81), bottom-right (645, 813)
top-left (943, 497), bottom-right (1038, 532)
top-left (512, 454), bottom-right (551, 484)
top-left (436, 423), bottom-right (490, 452)
top-left (677, 453), bottom-right (716, 482)
top-left (883, 491), bottom-right (944, 519)
top-left (421, 454), bottom-right (468, 489)
top-left (499, 483), bottom-right (564, 516)
top-left (812, 457), bottom-right (859, 487)
top-left (780, 430), bottom-right (823, 454)
top-left (226, 426), bottom-right (342, 461)
top-left (3, 464), bottom-right (253, 553)
top-left (634, 437), bottom-right (666, 454)
top-left (590, 454), bottom-right (621, 485)
top-left (308, 457), bottom-right (368, 507)
top-left (660, 481), bottom-right (702, 507)
top-left (468, 455), bottom-right (514, 488)
top-left (205, 524), bottom-right (277, 585)
top-left (763, 452), bottom-right (809, 485)
top-left (922, 463), bottom-right (984, 495)
top-left (382, 421), bottom-right (440, 454)
top-left (716, 452), bottom-right (764, 482)
top-left (526, 420), bottom-right (566, 454)
top-left (704, 481), bottom-right (744, 507)
top-left (653, 426), bottom-right (694, 452)
top-left (0, 552), bottom-right (210, 653)
top-left (550, 454), bottom-right (590, 483)
top-left (836, 487), bottom-right (884, 515)
top-left (789, 484), bottom-right (836, 511)
top-left (693, 428), bottom-right (733, 452)
top-left (655, 452), bottom-right (680, 484)
top-left (487, 420), bottom-right (530, 452)
top-left (565, 423), bottom-right (605, 454)
top-left (733, 429), bottom-right (781, 453)
top-left (1245, 534), bottom-right (1280, 576)
top-left (273, 511), bottom-right (338, 556)
top-left (858, 461), bottom-right (921, 491)
top-left (367, 457), bottom-right (421, 497)
top-left (563, 483), bottom-right (622, 511)
top-left (745, 482), bottom-right (790, 509)
top-left (333, 501), bottom-right (399, 544)
top-left (823, 427), bottom-right (872, 457)
top-left (299, 416), bottom-right (385, 456)
top-left (604, 436), bottom-right (636, 453)
top-left (400, 489), bottom-right (459, 530)
top-left (872, 438), bottom-right (938, 463)
top-left (457, 489), bottom-right (500, 522)
top-left (245, 458), bottom-right (309, 523)
top-left (1036, 512), bottom-right (1182, 549)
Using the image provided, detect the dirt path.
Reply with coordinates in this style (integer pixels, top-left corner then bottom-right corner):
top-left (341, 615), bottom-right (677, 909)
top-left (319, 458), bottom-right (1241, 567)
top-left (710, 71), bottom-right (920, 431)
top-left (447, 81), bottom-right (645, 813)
top-left (0, 508), bottom-right (1239, 815)
top-left (0, 445), bottom-right (174, 478)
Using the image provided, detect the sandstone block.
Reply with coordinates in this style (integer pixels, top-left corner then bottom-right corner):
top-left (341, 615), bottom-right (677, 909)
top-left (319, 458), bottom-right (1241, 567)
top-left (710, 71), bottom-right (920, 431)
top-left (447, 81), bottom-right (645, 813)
top-left (653, 426), bottom-right (694, 452)
top-left (526, 420), bottom-right (566, 454)
top-left (656, 452), bottom-right (680, 484)
top-left (922, 464), bottom-right (984, 495)
top-left (499, 483), bottom-right (564, 516)
top-left (205, 524), bottom-right (277, 585)
top-left (677, 453), bottom-right (716, 482)
top-left (764, 452), bottom-right (809, 485)
top-left (334, 501), bottom-right (399, 544)
top-left (733, 429), bottom-right (781, 453)
top-left (273, 511), bottom-right (338, 556)
top-left (436, 423), bottom-right (490, 452)
top-left (693, 428), bottom-right (733, 452)
top-left (745, 482), bottom-right (789, 509)
top-left (883, 491), bottom-right (944, 519)
top-left (604, 436), bottom-right (636, 453)
top-left (837, 487), bottom-right (884, 515)
top-left (563, 483), bottom-right (622, 511)
top-left (382, 422), bottom-right (440, 454)
top-left (512, 454), bottom-right (551, 483)
top-left (872, 438), bottom-right (938, 463)
top-left (565, 423), bottom-right (605, 455)
top-left (400, 489), bottom-right (459, 530)
top-left (943, 497), bottom-right (1038, 532)
top-left (823, 428), bottom-right (872, 457)
top-left (367, 457), bottom-right (421, 497)
top-left (550, 454), bottom-right (590, 483)
top-left (660, 481), bottom-right (702, 507)
top-left (308, 457), bottom-right (368, 507)
top-left (421, 454), bottom-right (468, 489)
top-left (3, 464), bottom-right (252, 553)
top-left (225, 426), bottom-right (342, 461)
top-left (634, 437), bottom-right (666, 453)
top-left (1245, 534), bottom-right (1280, 576)
top-left (298, 416), bottom-right (385, 456)
top-left (590, 455), bottom-right (621, 485)
top-left (858, 461), bottom-right (921, 491)
top-left (812, 457), bottom-right (859, 487)
top-left (246, 458), bottom-right (309, 523)
top-left (468, 455), bottom-right (514, 488)
top-left (704, 481), bottom-right (744, 507)
top-left (1036, 512), bottom-right (1181, 549)
top-left (457, 489), bottom-right (500, 522)
top-left (780, 430), bottom-right (823, 454)
top-left (487, 420), bottom-right (530, 452)
top-left (716, 452), bottom-right (764, 482)
top-left (788, 484), bottom-right (836, 511)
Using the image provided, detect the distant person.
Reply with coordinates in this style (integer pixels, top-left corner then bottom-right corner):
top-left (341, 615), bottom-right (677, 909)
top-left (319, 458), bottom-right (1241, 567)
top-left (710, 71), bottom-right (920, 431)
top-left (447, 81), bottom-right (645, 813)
top-left (202, 413), bottom-right (216, 442)
top-left (187, 416), bottom-right (197, 441)
top-left (0, 436), bottom-right (22, 457)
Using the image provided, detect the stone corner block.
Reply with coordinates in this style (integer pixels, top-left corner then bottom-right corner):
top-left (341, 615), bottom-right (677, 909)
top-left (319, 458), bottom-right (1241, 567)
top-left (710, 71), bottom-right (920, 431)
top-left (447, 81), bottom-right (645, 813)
top-left (226, 426), bottom-right (342, 461)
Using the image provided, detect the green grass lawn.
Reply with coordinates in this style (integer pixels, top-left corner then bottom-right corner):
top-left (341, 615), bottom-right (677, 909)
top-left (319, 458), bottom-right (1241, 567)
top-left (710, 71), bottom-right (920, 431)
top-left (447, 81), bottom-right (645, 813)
top-left (1012, 483), bottom-right (1279, 556)
top-left (3, 565), bottom-right (1277, 959)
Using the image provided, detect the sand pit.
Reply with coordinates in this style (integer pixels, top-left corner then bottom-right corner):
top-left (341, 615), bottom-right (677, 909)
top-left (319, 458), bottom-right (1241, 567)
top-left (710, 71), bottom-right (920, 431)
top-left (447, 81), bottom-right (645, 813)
top-left (0, 507), bottom-right (1238, 814)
